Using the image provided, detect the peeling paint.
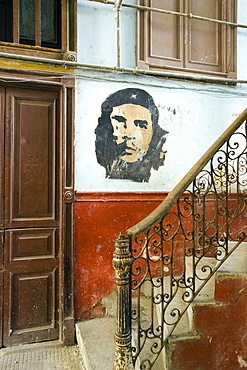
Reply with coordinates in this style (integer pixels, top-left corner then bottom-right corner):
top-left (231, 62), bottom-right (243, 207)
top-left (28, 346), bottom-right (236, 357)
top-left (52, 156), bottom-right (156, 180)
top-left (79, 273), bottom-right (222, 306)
top-left (238, 355), bottom-right (247, 368)
top-left (0, 57), bottom-right (74, 74)
top-left (96, 245), bottom-right (103, 252)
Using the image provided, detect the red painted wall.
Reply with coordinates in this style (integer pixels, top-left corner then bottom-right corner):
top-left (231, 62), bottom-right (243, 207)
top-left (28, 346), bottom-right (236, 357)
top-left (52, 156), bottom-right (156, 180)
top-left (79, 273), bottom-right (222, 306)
top-left (74, 191), bottom-right (168, 319)
top-left (74, 192), bottom-right (247, 319)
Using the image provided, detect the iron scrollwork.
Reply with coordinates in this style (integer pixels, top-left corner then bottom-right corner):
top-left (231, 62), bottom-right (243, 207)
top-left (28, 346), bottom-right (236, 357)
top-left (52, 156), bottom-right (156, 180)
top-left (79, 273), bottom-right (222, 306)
top-left (114, 119), bottom-right (247, 369)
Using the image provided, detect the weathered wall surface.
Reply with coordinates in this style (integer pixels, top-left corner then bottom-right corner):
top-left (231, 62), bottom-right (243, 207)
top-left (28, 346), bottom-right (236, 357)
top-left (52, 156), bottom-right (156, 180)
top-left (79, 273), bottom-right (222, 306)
top-left (73, 79), bottom-right (247, 318)
top-left (74, 191), bottom-right (169, 318)
top-left (74, 0), bottom-right (247, 321)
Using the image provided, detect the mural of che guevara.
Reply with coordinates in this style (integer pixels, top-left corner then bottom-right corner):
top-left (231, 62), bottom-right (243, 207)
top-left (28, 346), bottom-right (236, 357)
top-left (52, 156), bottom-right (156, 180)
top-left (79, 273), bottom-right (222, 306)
top-left (95, 88), bottom-right (168, 182)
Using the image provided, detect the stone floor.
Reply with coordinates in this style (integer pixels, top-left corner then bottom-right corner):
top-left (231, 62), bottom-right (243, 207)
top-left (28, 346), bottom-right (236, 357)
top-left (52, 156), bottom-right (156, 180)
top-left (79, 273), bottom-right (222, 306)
top-left (0, 342), bottom-right (85, 370)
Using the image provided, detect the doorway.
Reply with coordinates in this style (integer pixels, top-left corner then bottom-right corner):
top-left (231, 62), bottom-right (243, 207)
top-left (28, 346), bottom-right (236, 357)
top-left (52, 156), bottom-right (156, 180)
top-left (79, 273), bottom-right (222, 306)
top-left (0, 80), bottom-right (74, 347)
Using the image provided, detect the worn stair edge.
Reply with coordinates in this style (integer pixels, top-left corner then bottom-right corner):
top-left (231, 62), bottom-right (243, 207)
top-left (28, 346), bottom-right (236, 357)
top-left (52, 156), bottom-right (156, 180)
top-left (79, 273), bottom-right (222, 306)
top-left (76, 317), bottom-right (116, 370)
top-left (168, 331), bottom-right (201, 344)
top-left (218, 241), bottom-right (247, 274)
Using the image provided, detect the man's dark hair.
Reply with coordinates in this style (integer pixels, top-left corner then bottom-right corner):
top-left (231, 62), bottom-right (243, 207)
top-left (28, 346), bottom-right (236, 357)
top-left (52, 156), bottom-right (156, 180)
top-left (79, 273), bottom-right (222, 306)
top-left (95, 88), bottom-right (168, 182)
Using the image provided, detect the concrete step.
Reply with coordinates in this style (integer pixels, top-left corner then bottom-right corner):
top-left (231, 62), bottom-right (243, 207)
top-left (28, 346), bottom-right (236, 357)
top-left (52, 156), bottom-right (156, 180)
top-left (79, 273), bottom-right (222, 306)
top-left (76, 317), bottom-right (116, 370)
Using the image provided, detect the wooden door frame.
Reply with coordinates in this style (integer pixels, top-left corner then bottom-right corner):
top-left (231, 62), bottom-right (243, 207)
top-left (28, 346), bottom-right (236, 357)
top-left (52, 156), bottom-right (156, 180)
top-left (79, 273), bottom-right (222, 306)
top-left (0, 86), bottom-right (4, 347)
top-left (0, 68), bottom-right (75, 346)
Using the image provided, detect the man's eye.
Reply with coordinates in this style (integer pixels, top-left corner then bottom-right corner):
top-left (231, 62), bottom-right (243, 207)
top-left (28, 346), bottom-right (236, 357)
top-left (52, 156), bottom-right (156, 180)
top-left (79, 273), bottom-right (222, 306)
top-left (134, 120), bottom-right (148, 129)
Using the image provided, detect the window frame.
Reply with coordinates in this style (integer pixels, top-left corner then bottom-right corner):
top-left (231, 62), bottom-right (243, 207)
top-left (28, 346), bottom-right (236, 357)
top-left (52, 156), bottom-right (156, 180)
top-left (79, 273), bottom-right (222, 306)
top-left (137, 0), bottom-right (237, 79)
top-left (0, 0), bottom-right (77, 61)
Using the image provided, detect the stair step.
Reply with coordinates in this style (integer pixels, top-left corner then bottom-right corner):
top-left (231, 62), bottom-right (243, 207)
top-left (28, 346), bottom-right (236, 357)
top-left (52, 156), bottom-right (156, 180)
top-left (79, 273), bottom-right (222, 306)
top-left (76, 317), bottom-right (116, 370)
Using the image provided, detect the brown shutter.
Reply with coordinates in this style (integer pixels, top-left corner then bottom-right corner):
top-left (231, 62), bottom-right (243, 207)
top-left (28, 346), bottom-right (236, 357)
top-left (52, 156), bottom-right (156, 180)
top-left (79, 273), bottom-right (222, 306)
top-left (137, 0), bottom-right (236, 78)
top-left (137, 0), bottom-right (183, 70)
top-left (185, 0), bottom-right (224, 74)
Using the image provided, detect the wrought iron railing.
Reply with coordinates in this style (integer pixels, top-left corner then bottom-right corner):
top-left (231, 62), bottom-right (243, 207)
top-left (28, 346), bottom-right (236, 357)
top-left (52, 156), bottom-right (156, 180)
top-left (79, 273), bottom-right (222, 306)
top-left (112, 108), bottom-right (247, 370)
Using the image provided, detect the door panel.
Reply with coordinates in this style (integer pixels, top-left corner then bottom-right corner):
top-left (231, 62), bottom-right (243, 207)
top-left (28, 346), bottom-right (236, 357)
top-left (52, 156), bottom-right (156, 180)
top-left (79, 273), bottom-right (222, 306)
top-left (4, 268), bottom-right (58, 346)
top-left (11, 271), bottom-right (56, 329)
top-left (9, 228), bottom-right (57, 260)
top-left (5, 88), bottom-right (59, 229)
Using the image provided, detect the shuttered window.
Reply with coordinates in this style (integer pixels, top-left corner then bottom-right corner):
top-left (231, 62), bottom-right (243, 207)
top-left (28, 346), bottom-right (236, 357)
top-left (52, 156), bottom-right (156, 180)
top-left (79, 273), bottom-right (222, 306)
top-left (0, 0), bottom-right (76, 60)
top-left (137, 0), bottom-right (237, 78)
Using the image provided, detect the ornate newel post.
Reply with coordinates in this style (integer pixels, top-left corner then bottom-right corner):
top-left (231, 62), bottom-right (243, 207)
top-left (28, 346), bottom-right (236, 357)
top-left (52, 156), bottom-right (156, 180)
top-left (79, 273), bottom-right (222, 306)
top-left (112, 232), bottom-right (132, 370)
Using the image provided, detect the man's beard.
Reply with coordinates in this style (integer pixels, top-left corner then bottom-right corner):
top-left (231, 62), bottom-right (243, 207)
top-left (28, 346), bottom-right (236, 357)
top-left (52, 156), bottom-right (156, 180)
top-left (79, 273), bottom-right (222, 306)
top-left (106, 154), bottom-right (152, 183)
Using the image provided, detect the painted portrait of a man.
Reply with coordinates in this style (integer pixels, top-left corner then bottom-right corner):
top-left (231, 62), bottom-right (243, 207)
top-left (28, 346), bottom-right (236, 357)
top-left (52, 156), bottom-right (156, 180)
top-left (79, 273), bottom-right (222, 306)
top-left (95, 88), bottom-right (168, 182)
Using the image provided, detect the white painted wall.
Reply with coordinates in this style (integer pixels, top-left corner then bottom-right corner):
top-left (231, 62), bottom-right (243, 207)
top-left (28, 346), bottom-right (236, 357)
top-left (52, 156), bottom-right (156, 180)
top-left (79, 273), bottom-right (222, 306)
top-left (75, 0), bottom-right (247, 192)
top-left (77, 0), bottom-right (136, 68)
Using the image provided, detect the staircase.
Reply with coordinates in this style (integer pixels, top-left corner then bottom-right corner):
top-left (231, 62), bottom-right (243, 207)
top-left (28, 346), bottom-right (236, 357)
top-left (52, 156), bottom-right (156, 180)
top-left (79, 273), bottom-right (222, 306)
top-left (75, 242), bottom-right (247, 369)
top-left (127, 242), bottom-right (247, 369)
top-left (112, 109), bottom-right (247, 369)
top-left (75, 109), bottom-right (247, 370)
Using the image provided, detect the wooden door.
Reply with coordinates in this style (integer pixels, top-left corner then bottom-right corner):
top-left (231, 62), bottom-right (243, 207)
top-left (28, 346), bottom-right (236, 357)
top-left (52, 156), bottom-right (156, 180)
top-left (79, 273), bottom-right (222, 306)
top-left (0, 84), bottom-right (73, 347)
